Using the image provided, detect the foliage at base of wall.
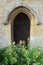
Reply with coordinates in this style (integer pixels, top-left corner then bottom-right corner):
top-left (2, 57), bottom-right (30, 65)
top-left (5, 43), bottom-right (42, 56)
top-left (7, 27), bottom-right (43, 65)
top-left (0, 41), bottom-right (43, 65)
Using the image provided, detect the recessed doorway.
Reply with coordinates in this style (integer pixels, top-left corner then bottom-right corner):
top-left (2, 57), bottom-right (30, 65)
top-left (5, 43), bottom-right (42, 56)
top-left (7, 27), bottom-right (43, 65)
top-left (13, 13), bottom-right (30, 44)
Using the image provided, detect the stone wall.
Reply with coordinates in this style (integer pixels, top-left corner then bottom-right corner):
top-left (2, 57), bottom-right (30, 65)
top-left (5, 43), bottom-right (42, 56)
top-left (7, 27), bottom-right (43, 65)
top-left (0, 0), bottom-right (43, 49)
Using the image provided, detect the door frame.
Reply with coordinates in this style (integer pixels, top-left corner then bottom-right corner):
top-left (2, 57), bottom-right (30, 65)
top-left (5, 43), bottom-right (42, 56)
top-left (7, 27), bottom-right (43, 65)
top-left (8, 6), bottom-right (37, 43)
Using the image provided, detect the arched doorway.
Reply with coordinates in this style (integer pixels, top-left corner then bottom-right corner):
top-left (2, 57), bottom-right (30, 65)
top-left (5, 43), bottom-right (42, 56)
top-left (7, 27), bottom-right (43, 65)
top-left (8, 6), bottom-right (36, 44)
top-left (13, 13), bottom-right (30, 44)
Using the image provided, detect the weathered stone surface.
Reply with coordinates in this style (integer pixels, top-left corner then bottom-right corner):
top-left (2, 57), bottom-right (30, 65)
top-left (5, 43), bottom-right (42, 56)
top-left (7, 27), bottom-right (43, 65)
top-left (0, 0), bottom-right (43, 49)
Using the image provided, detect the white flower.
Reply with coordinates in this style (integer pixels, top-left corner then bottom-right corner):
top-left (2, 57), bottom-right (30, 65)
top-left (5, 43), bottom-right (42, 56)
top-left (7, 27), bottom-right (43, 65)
top-left (33, 63), bottom-right (36, 65)
top-left (13, 41), bottom-right (15, 45)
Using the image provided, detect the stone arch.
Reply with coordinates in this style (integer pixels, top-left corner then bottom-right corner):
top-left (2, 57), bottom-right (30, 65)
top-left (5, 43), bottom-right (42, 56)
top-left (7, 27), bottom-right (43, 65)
top-left (8, 6), bottom-right (36, 24)
top-left (8, 6), bottom-right (37, 43)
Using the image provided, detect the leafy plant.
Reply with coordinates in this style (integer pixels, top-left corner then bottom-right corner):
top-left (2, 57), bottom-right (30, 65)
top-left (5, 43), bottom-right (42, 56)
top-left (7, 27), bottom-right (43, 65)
top-left (0, 41), bottom-right (43, 65)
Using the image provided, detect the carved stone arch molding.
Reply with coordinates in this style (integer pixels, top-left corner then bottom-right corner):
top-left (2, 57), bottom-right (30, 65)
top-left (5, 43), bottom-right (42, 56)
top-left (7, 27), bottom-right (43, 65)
top-left (8, 6), bottom-right (37, 43)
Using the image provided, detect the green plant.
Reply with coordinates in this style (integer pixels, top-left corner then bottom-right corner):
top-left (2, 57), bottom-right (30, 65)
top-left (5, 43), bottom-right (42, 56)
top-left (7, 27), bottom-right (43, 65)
top-left (0, 41), bottom-right (43, 65)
